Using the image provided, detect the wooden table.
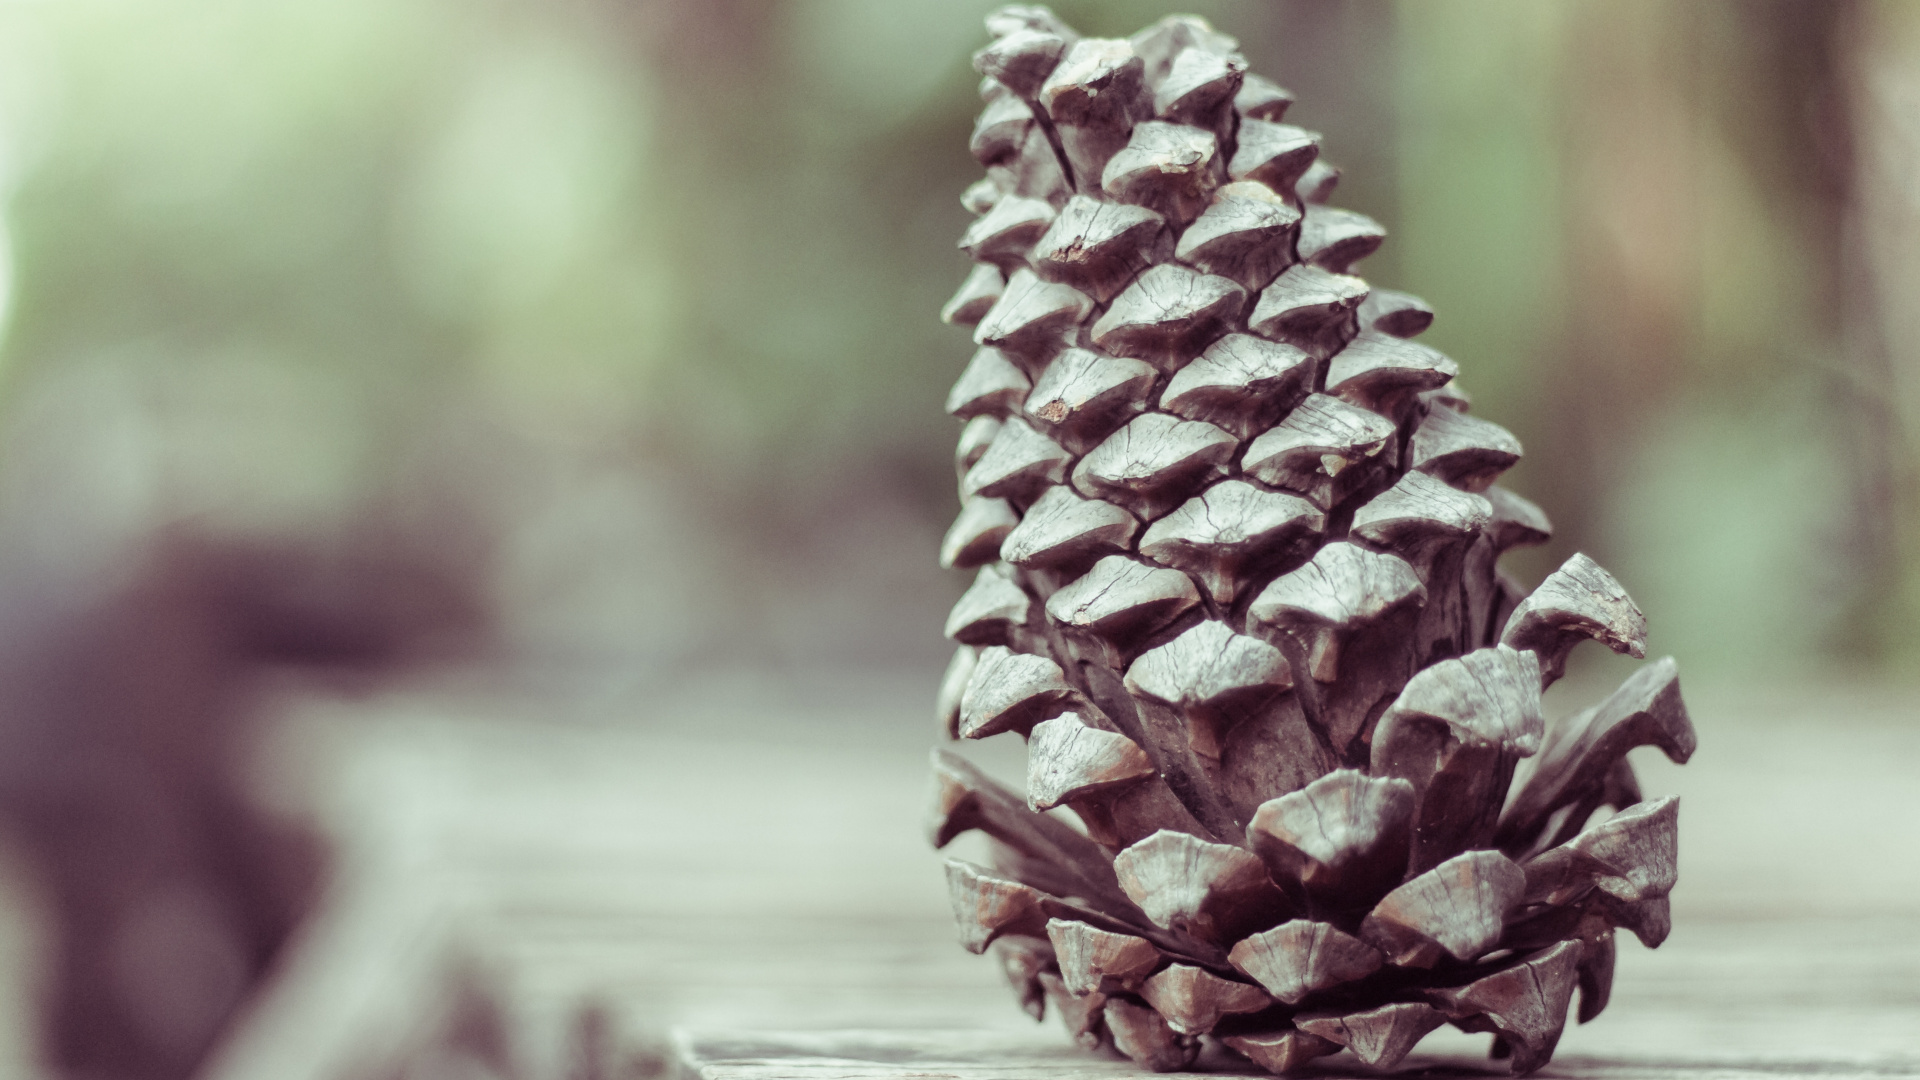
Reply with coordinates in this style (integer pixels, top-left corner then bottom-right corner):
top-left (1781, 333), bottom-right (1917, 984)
top-left (203, 671), bottom-right (1920, 1080)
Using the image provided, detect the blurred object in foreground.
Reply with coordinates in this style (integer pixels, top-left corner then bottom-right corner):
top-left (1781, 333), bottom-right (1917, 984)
top-left (0, 356), bottom-right (498, 1080)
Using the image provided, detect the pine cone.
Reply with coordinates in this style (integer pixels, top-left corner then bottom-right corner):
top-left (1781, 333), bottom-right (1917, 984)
top-left (930, 8), bottom-right (1698, 1076)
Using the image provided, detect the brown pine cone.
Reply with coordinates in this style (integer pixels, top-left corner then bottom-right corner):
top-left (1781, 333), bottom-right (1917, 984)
top-left (930, 7), bottom-right (1697, 1076)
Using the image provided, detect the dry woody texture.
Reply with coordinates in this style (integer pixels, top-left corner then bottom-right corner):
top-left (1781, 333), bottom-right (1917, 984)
top-left (931, 7), bottom-right (1696, 1076)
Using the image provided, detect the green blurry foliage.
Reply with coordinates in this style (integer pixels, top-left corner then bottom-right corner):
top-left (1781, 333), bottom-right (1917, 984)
top-left (0, 1), bottom-right (668, 481)
top-left (0, 0), bottom-right (1911, 676)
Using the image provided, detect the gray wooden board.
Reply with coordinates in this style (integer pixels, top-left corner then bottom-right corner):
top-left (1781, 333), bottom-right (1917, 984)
top-left (672, 1029), bottom-right (1920, 1080)
top-left (207, 672), bottom-right (1920, 1080)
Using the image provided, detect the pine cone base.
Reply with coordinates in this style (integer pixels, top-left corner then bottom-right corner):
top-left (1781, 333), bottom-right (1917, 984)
top-left (932, 7), bottom-right (1695, 1076)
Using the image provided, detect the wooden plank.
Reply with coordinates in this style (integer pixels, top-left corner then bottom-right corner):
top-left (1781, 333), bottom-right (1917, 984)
top-left (672, 1027), bottom-right (1920, 1080)
top-left (201, 674), bottom-right (1920, 1080)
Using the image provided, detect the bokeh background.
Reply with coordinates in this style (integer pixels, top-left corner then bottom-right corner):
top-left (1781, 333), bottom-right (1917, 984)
top-left (0, 1), bottom-right (1916, 1078)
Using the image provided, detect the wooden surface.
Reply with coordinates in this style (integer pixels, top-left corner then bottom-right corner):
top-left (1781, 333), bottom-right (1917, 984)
top-left (672, 1023), bottom-right (1920, 1080)
top-left (201, 670), bottom-right (1920, 1080)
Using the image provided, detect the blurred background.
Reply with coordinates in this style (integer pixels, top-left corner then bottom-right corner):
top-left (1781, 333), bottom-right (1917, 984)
top-left (0, 1), bottom-right (1915, 1078)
